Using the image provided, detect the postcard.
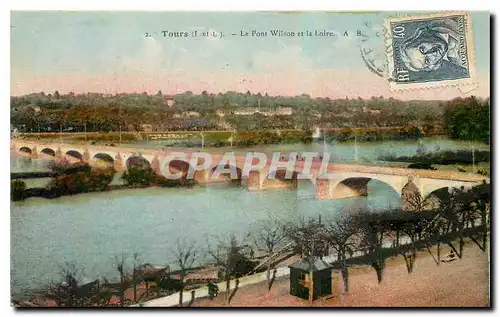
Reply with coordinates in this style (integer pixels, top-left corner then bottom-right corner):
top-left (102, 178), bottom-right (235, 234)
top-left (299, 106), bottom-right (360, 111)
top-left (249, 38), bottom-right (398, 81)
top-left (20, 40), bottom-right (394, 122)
top-left (10, 11), bottom-right (490, 308)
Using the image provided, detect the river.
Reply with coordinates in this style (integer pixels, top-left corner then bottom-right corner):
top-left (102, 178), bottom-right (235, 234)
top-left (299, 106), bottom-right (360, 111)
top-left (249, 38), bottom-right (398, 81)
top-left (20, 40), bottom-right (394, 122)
top-left (10, 138), bottom-right (488, 298)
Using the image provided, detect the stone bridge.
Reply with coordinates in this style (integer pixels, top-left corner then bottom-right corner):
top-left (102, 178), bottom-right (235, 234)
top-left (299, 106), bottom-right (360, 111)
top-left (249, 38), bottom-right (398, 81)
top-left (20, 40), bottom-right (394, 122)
top-left (11, 140), bottom-right (489, 208)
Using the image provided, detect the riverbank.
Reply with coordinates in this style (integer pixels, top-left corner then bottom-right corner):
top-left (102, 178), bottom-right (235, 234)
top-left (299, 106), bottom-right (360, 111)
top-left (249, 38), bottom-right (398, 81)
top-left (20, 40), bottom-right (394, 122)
top-left (189, 242), bottom-right (489, 307)
top-left (12, 178), bottom-right (196, 201)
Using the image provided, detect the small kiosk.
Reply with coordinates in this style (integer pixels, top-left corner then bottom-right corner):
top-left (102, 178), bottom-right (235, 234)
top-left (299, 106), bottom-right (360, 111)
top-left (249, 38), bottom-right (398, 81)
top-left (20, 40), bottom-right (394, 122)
top-left (289, 257), bottom-right (333, 301)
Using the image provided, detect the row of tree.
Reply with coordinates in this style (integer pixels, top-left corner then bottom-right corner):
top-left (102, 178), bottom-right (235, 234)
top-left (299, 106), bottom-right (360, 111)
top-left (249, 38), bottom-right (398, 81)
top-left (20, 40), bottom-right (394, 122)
top-left (11, 90), bottom-right (461, 134)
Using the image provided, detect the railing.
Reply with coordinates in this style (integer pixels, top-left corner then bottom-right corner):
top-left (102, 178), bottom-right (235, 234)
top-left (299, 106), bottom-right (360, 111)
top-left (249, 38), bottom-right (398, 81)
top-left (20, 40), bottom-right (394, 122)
top-left (247, 242), bottom-right (294, 276)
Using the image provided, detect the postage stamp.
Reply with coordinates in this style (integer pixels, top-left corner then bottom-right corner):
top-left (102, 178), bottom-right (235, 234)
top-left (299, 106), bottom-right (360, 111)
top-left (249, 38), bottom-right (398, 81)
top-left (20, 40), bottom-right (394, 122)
top-left (384, 12), bottom-right (477, 90)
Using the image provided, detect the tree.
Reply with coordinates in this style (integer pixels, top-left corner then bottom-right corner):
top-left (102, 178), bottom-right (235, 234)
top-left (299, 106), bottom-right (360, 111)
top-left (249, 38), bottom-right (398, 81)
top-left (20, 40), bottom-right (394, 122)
top-left (171, 238), bottom-right (197, 307)
top-left (401, 180), bottom-right (430, 212)
top-left (438, 184), bottom-right (491, 257)
top-left (356, 210), bottom-right (394, 283)
top-left (11, 179), bottom-right (26, 201)
top-left (132, 252), bottom-right (142, 303)
top-left (394, 210), bottom-right (437, 273)
top-left (285, 217), bottom-right (328, 259)
top-left (444, 96), bottom-right (490, 144)
top-left (43, 262), bottom-right (108, 307)
top-left (44, 262), bottom-right (82, 307)
top-left (324, 213), bottom-right (359, 292)
top-left (252, 220), bottom-right (288, 287)
top-left (206, 233), bottom-right (253, 303)
top-left (103, 254), bottom-right (133, 307)
top-left (437, 188), bottom-right (470, 258)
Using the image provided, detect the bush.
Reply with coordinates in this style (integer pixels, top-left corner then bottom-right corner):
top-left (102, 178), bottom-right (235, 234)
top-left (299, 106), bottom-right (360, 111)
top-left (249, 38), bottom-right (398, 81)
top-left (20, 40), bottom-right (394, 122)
top-left (48, 168), bottom-right (115, 194)
top-left (477, 169), bottom-right (489, 176)
top-left (122, 166), bottom-right (157, 186)
top-left (408, 163), bottom-right (437, 170)
top-left (156, 176), bottom-right (195, 188)
top-left (11, 180), bottom-right (26, 201)
top-left (381, 150), bottom-right (490, 166)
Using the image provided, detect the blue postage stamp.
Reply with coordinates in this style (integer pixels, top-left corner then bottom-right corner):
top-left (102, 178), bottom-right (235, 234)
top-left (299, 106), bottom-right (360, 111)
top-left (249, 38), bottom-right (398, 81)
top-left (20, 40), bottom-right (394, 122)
top-left (385, 12), bottom-right (476, 90)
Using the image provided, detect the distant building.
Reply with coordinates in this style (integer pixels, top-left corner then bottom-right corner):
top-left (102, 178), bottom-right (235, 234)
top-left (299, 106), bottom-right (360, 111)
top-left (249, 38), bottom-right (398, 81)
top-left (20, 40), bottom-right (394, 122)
top-left (183, 111), bottom-right (201, 118)
top-left (276, 106), bottom-right (293, 116)
top-left (141, 124), bottom-right (153, 133)
top-left (362, 107), bottom-right (382, 114)
top-left (164, 95), bottom-right (175, 107)
top-left (312, 127), bottom-right (321, 139)
top-left (233, 107), bottom-right (259, 115)
top-left (173, 111), bottom-right (201, 118)
top-left (233, 106), bottom-right (293, 116)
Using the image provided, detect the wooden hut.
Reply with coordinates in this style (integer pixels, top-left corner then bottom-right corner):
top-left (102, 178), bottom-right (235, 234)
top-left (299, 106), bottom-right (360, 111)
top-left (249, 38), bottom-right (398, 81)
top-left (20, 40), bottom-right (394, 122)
top-left (289, 257), bottom-right (333, 301)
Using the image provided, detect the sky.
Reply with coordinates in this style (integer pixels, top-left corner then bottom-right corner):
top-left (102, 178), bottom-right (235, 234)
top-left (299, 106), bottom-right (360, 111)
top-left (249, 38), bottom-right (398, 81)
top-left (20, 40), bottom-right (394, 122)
top-left (10, 11), bottom-right (490, 99)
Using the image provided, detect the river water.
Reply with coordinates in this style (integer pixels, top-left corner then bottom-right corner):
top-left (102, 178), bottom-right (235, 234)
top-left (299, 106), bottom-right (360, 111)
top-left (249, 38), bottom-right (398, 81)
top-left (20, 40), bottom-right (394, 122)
top-left (10, 138), bottom-right (488, 298)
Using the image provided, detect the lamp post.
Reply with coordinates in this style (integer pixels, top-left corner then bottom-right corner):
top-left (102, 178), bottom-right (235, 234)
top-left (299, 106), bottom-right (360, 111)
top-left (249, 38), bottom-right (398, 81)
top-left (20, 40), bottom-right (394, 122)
top-left (323, 128), bottom-right (327, 155)
top-left (354, 134), bottom-right (358, 162)
top-left (345, 124), bottom-right (358, 162)
top-left (471, 141), bottom-right (475, 174)
top-left (119, 103), bottom-right (122, 145)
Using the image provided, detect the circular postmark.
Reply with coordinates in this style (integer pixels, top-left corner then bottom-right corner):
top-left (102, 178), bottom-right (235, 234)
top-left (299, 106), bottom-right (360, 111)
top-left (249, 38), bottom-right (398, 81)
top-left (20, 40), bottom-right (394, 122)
top-left (358, 21), bottom-right (388, 78)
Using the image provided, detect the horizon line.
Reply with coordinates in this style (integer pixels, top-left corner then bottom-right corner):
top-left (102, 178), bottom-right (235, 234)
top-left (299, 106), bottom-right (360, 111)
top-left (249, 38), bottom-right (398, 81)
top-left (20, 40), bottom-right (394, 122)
top-left (10, 90), bottom-right (491, 102)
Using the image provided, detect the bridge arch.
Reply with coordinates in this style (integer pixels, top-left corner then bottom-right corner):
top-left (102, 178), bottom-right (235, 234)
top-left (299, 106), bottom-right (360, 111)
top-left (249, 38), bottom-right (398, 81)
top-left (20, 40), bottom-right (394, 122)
top-left (332, 177), bottom-right (401, 200)
top-left (41, 148), bottom-right (56, 156)
top-left (163, 159), bottom-right (194, 180)
top-left (208, 164), bottom-right (243, 184)
top-left (93, 153), bottom-right (115, 169)
top-left (94, 153), bottom-right (115, 163)
top-left (316, 175), bottom-right (403, 205)
top-left (421, 187), bottom-right (453, 210)
top-left (19, 147), bottom-right (32, 155)
top-left (262, 168), bottom-right (299, 189)
top-left (65, 150), bottom-right (83, 160)
top-left (126, 156), bottom-right (152, 171)
top-left (422, 185), bottom-right (476, 209)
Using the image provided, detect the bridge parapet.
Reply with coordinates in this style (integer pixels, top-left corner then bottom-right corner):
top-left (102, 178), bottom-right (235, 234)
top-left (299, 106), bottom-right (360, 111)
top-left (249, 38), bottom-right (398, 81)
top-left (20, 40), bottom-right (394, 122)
top-left (11, 140), bottom-right (489, 186)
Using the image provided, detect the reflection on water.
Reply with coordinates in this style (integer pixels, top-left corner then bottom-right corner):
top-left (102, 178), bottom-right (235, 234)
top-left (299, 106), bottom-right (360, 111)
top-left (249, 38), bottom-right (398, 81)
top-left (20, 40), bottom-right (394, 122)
top-left (11, 157), bottom-right (54, 173)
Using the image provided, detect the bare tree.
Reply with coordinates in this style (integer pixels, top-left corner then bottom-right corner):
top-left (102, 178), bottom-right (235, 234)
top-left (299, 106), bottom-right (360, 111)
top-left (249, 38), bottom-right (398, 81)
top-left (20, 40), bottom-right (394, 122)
top-left (206, 233), bottom-right (252, 304)
top-left (132, 252), bottom-right (141, 303)
top-left (324, 213), bottom-right (359, 292)
top-left (171, 238), bottom-right (197, 307)
top-left (402, 182), bottom-right (430, 212)
top-left (438, 188), bottom-right (470, 258)
top-left (285, 217), bottom-right (328, 259)
top-left (356, 210), bottom-right (394, 283)
top-left (43, 262), bottom-right (107, 307)
top-left (252, 220), bottom-right (287, 286)
top-left (103, 254), bottom-right (132, 307)
top-left (395, 210), bottom-right (436, 274)
top-left (44, 262), bottom-right (83, 307)
top-left (467, 183), bottom-right (491, 252)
